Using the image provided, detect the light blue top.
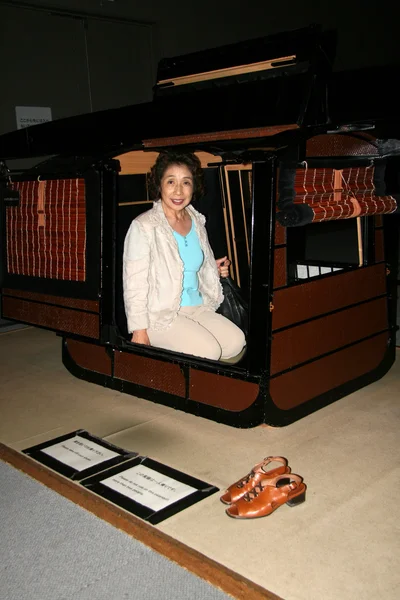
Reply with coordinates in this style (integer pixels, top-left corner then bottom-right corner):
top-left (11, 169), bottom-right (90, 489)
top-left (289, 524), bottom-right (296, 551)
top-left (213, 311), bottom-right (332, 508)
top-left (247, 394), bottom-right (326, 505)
top-left (173, 221), bottom-right (204, 306)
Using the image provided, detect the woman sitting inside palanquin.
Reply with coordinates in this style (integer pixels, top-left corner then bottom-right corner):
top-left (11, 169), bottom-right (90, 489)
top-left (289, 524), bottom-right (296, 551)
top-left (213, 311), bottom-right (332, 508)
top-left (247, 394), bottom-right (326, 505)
top-left (123, 151), bottom-right (246, 361)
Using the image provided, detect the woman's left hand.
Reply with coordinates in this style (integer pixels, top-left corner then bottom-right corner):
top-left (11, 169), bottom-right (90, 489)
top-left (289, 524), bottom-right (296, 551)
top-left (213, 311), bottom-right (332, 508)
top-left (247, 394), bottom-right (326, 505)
top-left (216, 256), bottom-right (231, 278)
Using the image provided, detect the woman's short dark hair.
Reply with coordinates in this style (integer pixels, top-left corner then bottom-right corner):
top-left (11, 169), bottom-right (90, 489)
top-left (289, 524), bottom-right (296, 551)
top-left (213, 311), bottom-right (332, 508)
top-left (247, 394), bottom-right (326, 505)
top-left (148, 151), bottom-right (205, 201)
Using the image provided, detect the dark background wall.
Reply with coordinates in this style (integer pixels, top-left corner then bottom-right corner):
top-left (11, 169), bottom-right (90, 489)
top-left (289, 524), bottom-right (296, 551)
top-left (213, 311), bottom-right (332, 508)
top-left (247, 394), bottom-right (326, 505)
top-left (6, 0), bottom-right (398, 68)
top-left (0, 1), bottom-right (155, 134)
top-left (1, 0), bottom-right (399, 134)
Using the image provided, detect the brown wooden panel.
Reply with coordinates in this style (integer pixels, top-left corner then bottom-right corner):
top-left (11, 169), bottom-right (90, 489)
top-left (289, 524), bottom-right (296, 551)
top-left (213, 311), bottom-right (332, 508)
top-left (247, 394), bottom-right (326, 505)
top-left (375, 215), bottom-right (383, 227)
top-left (270, 297), bottom-right (388, 375)
top-left (274, 222), bottom-right (286, 246)
top-left (143, 124), bottom-right (298, 148)
top-left (273, 247), bottom-right (287, 289)
top-left (114, 352), bottom-right (185, 397)
top-left (272, 264), bottom-right (387, 331)
top-left (306, 134), bottom-right (377, 157)
top-left (66, 339), bottom-right (112, 376)
top-left (189, 370), bottom-right (259, 410)
top-left (270, 333), bottom-right (388, 410)
top-left (2, 297), bottom-right (99, 338)
top-left (375, 229), bottom-right (384, 262)
top-left (2, 289), bottom-right (99, 312)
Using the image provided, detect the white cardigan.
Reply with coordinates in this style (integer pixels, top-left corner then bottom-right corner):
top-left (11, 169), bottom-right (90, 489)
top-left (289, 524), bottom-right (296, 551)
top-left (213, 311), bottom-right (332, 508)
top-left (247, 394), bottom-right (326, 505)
top-left (123, 201), bottom-right (224, 333)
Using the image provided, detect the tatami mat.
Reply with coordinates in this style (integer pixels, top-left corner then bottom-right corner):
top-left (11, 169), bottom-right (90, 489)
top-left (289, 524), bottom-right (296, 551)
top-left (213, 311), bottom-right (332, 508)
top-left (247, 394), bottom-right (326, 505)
top-left (1, 326), bottom-right (399, 600)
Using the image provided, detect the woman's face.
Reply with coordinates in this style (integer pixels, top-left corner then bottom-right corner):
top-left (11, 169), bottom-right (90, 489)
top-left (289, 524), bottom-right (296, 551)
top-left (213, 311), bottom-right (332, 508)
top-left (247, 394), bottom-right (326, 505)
top-left (160, 163), bottom-right (193, 214)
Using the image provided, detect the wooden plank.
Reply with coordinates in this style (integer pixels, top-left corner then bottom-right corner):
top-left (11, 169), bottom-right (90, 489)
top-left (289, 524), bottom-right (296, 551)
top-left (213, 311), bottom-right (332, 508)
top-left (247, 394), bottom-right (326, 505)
top-left (115, 150), bottom-right (222, 175)
top-left (143, 124), bottom-right (299, 148)
top-left (272, 264), bottom-right (387, 331)
top-left (157, 55), bottom-right (296, 87)
top-left (269, 333), bottom-right (388, 410)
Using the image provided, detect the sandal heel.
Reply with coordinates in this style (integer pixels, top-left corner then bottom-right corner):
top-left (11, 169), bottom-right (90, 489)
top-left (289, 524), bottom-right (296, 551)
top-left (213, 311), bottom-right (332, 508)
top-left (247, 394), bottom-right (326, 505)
top-left (286, 489), bottom-right (306, 507)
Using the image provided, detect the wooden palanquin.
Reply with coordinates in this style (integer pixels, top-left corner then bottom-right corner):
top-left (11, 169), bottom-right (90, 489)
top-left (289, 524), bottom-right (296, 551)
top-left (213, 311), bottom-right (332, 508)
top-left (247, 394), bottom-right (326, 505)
top-left (1, 25), bottom-right (399, 427)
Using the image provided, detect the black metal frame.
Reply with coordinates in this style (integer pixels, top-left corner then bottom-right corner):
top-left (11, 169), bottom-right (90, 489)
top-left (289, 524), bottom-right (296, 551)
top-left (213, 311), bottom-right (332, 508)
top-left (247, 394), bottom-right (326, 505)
top-left (103, 155), bottom-right (277, 380)
top-left (247, 158), bottom-right (276, 378)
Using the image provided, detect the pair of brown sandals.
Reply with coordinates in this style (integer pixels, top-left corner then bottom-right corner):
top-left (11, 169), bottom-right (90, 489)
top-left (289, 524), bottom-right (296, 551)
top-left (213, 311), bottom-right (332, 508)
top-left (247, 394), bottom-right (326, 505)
top-left (220, 456), bottom-right (306, 519)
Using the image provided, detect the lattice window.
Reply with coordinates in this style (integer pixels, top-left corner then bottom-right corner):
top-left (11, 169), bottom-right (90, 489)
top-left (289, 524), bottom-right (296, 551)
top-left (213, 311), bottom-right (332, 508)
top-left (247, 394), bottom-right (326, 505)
top-left (286, 217), bottom-right (364, 285)
top-left (294, 265), bottom-right (343, 280)
top-left (6, 179), bottom-right (86, 281)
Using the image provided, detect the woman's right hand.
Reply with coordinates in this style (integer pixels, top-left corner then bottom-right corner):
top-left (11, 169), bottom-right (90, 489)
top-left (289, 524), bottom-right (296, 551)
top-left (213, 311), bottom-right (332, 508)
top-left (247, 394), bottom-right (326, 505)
top-left (131, 330), bottom-right (151, 345)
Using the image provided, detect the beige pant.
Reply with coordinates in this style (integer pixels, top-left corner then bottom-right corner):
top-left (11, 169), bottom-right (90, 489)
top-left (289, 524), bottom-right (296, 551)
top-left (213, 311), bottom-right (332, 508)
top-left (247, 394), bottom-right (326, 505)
top-left (148, 305), bottom-right (246, 361)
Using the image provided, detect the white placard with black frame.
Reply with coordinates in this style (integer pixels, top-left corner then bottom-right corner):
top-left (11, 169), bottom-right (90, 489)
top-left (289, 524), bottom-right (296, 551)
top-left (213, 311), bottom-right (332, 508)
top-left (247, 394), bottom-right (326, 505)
top-left (81, 456), bottom-right (219, 524)
top-left (23, 430), bottom-right (137, 480)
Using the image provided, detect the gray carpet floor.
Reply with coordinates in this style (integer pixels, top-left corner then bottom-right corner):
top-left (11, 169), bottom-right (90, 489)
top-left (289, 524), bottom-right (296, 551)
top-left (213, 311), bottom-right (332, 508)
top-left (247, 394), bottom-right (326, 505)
top-left (0, 461), bottom-right (232, 600)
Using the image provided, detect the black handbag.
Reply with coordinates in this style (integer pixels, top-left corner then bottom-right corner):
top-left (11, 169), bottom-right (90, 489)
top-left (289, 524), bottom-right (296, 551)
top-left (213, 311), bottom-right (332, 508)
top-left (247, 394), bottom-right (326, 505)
top-left (217, 276), bottom-right (248, 337)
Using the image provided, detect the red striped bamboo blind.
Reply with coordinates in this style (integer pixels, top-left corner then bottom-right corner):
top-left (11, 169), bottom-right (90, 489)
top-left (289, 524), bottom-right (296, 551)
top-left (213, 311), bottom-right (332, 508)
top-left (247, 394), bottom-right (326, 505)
top-left (6, 179), bottom-right (87, 281)
top-left (293, 166), bottom-right (397, 222)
